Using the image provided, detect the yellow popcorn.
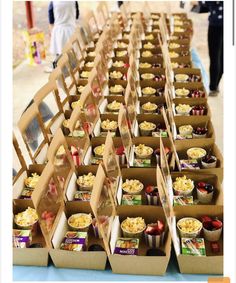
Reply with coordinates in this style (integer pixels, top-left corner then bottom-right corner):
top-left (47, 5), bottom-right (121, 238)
top-left (94, 144), bottom-right (105, 156)
top-left (14, 207), bottom-right (38, 227)
top-left (142, 102), bottom-right (158, 111)
top-left (142, 51), bottom-right (153, 58)
top-left (139, 121), bottom-right (156, 131)
top-left (175, 104), bottom-right (192, 114)
top-left (169, 43), bottom-right (180, 49)
top-left (80, 71), bottom-right (90, 78)
top-left (68, 213), bottom-right (92, 229)
top-left (121, 217), bottom-right (146, 233)
top-left (85, 61), bottom-right (94, 68)
top-left (141, 73), bottom-right (155, 80)
top-left (175, 88), bottom-right (190, 97)
top-left (173, 176), bottom-right (194, 192)
top-left (110, 85), bottom-right (124, 93)
top-left (169, 51), bottom-right (179, 58)
top-left (101, 119), bottom-right (118, 131)
top-left (110, 71), bottom-right (123, 79)
top-left (24, 173), bottom-right (40, 189)
top-left (139, 62), bottom-right (152, 69)
top-left (107, 100), bottom-right (122, 111)
top-left (71, 99), bottom-right (82, 110)
top-left (122, 179), bottom-right (144, 193)
top-left (77, 173), bottom-right (95, 188)
top-left (112, 61), bottom-right (125, 68)
top-left (187, 148), bottom-right (207, 159)
top-left (142, 87), bottom-right (156, 95)
top-left (135, 144), bottom-right (153, 156)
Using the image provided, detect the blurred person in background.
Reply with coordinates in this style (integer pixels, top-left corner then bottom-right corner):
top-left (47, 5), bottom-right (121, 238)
top-left (191, 1), bottom-right (223, 96)
top-left (46, 1), bottom-right (79, 72)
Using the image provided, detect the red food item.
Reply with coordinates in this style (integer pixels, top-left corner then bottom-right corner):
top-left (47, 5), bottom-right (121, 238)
top-left (212, 219), bottom-right (223, 230)
top-left (145, 221), bottom-right (164, 235)
top-left (124, 63), bottom-right (130, 68)
top-left (71, 145), bottom-right (78, 156)
top-left (116, 146), bottom-right (125, 156)
top-left (157, 220), bottom-right (164, 232)
top-left (201, 215), bottom-right (212, 223)
top-left (146, 185), bottom-right (154, 194)
top-left (197, 182), bottom-right (206, 188)
top-left (211, 242), bottom-right (220, 253)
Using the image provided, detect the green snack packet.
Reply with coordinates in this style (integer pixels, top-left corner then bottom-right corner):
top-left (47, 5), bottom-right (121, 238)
top-left (133, 158), bottom-right (151, 167)
top-left (173, 196), bottom-right (193, 206)
top-left (122, 195), bottom-right (142, 205)
top-left (181, 238), bottom-right (206, 256)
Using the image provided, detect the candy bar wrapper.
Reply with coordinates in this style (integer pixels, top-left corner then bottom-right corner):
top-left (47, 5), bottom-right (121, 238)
top-left (145, 232), bottom-right (165, 248)
top-left (145, 193), bottom-right (160, 205)
top-left (114, 238), bottom-right (139, 255)
top-left (74, 191), bottom-right (91, 201)
top-left (133, 159), bottom-right (151, 167)
top-left (20, 187), bottom-right (34, 199)
top-left (90, 157), bottom-right (103, 165)
top-left (181, 238), bottom-right (206, 256)
top-left (100, 131), bottom-right (116, 138)
top-left (60, 231), bottom-right (88, 251)
top-left (13, 230), bottom-right (32, 248)
top-left (122, 194), bottom-right (142, 205)
top-left (180, 159), bottom-right (200, 170)
top-left (173, 196), bottom-right (193, 206)
top-left (152, 131), bottom-right (168, 138)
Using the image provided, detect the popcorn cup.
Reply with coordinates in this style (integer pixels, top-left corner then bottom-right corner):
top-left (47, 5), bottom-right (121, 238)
top-left (177, 217), bottom-right (202, 238)
top-left (68, 213), bottom-right (92, 232)
top-left (139, 124), bottom-right (156, 136)
top-left (121, 221), bottom-right (146, 239)
top-left (134, 147), bottom-right (153, 159)
top-left (203, 227), bottom-right (222, 242)
top-left (187, 148), bottom-right (207, 162)
top-left (141, 106), bottom-right (157, 114)
top-left (197, 188), bottom-right (214, 204)
top-left (122, 183), bottom-right (144, 195)
top-left (144, 230), bottom-right (165, 248)
top-left (173, 186), bottom-right (194, 197)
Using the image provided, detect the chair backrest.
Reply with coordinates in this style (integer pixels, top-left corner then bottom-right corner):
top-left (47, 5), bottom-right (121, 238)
top-left (17, 103), bottom-right (49, 164)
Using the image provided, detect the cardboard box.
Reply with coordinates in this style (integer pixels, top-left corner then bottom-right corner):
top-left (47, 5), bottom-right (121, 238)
top-left (174, 139), bottom-right (223, 182)
top-left (172, 116), bottom-right (215, 143)
top-left (172, 98), bottom-right (211, 117)
top-left (13, 200), bottom-right (48, 266)
top-left (156, 167), bottom-right (223, 274)
top-left (109, 206), bottom-right (171, 275)
top-left (170, 172), bottom-right (223, 206)
top-left (49, 203), bottom-right (107, 270)
top-left (89, 165), bottom-right (171, 275)
top-left (173, 82), bottom-right (207, 100)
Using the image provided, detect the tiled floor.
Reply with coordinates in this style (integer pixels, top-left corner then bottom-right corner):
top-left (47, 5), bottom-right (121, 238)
top-left (13, 1), bottom-right (223, 152)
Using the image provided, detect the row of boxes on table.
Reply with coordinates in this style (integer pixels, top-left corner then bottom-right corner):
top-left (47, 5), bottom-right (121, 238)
top-left (12, 9), bottom-right (223, 276)
top-left (13, 125), bottom-right (223, 274)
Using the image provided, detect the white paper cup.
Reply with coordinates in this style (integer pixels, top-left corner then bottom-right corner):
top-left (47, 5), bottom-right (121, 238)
top-left (197, 189), bottom-right (214, 204)
top-left (173, 186), bottom-right (194, 197)
top-left (121, 221), bottom-right (146, 239)
top-left (122, 183), bottom-right (144, 195)
top-left (68, 213), bottom-right (92, 232)
top-left (134, 147), bottom-right (153, 159)
top-left (201, 157), bottom-right (217, 169)
top-left (139, 125), bottom-right (156, 136)
top-left (192, 133), bottom-right (207, 139)
top-left (177, 217), bottom-right (202, 238)
top-left (203, 227), bottom-right (222, 242)
top-left (144, 231), bottom-right (165, 248)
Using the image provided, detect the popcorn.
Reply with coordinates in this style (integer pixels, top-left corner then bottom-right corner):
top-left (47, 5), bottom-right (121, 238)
top-left (143, 42), bottom-right (155, 49)
top-left (116, 50), bottom-right (127, 57)
top-left (139, 62), bottom-right (152, 68)
top-left (14, 207), bottom-right (38, 227)
top-left (101, 119), bottom-right (118, 131)
top-left (80, 71), bottom-right (90, 78)
top-left (71, 99), bottom-right (82, 110)
top-left (134, 144), bottom-right (153, 156)
top-left (24, 173), bottom-right (40, 189)
top-left (68, 213), bottom-right (92, 229)
top-left (109, 85), bottom-right (124, 93)
top-left (169, 43), bottom-right (180, 49)
top-left (145, 34), bottom-right (154, 40)
top-left (142, 87), bottom-right (156, 95)
top-left (175, 88), bottom-right (190, 97)
top-left (107, 100), bottom-right (122, 111)
top-left (122, 179), bottom-right (144, 194)
top-left (94, 144), bottom-right (105, 156)
top-left (175, 74), bottom-right (189, 82)
top-left (142, 102), bottom-right (158, 111)
top-left (169, 51), bottom-right (179, 58)
top-left (110, 71), bottom-right (123, 79)
top-left (139, 121), bottom-right (156, 131)
top-left (141, 73), bottom-right (155, 80)
top-left (85, 61), bottom-right (94, 68)
top-left (142, 51), bottom-right (153, 58)
top-left (112, 61), bottom-right (125, 68)
top-left (176, 104), bottom-right (192, 114)
top-left (173, 176), bottom-right (194, 192)
top-left (177, 218), bottom-right (202, 234)
top-left (77, 173), bottom-right (95, 188)
top-left (187, 147), bottom-right (207, 159)
top-left (121, 217), bottom-right (146, 234)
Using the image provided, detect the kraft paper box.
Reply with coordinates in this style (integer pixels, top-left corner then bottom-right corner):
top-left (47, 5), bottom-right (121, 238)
top-left (13, 201), bottom-right (49, 266)
top-left (65, 165), bottom-right (98, 210)
top-left (134, 114), bottom-right (169, 138)
top-left (139, 96), bottom-right (166, 114)
top-left (172, 206), bottom-right (223, 274)
top-left (172, 98), bottom-right (211, 117)
top-left (170, 172), bottom-right (223, 206)
top-left (172, 116), bottom-right (215, 143)
top-left (108, 206), bottom-right (171, 275)
top-left (49, 204), bottom-right (107, 270)
top-left (116, 168), bottom-right (161, 206)
top-left (93, 114), bottom-right (119, 137)
top-left (173, 82), bottom-right (207, 100)
top-left (174, 139), bottom-right (223, 183)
